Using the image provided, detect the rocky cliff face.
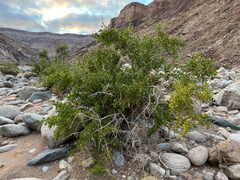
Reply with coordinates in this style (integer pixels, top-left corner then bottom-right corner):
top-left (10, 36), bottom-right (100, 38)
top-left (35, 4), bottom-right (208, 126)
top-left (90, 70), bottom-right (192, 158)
top-left (0, 28), bottom-right (95, 59)
top-left (0, 32), bottom-right (39, 64)
top-left (107, 0), bottom-right (240, 67)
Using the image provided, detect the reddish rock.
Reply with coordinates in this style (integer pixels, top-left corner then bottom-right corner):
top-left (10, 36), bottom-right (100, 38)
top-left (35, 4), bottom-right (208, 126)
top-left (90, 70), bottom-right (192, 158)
top-left (215, 172), bottom-right (229, 180)
top-left (208, 139), bottom-right (240, 165)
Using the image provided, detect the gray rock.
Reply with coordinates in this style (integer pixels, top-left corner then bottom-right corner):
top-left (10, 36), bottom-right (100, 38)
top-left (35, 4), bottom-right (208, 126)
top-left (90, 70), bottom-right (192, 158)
top-left (156, 143), bottom-right (172, 151)
top-left (41, 124), bottom-right (74, 148)
top-left (8, 78), bottom-right (18, 84)
top-left (171, 142), bottom-right (188, 154)
top-left (204, 174), bottom-right (214, 180)
top-left (19, 87), bottom-right (43, 100)
top-left (0, 144), bottom-right (18, 153)
top-left (209, 79), bottom-right (224, 90)
top-left (3, 81), bottom-right (14, 88)
top-left (0, 105), bottom-right (21, 120)
top-left (187, 131), bottom-right (208, 143)
top-left (188, 146), bottom-right (208, 166)
top-left (7, 100), bottom-right (24, 105)
top-left (0, 116), bottom-right (13, 125)
top-left (29, 91), bottom-right (52, 102)
top-left (24, 72), bottom-right (36, 79)
top-left (0, 87), bottom-right (10, 94)
top-left (43, 106), bottom-right (53, 112)
top-left (223, 163), bottom-right (240, 180)
top-left (160, 153), bottom-right (191, 173)
top-left (53, 170), bottom-right (70, 180)
top-left (213, 82), bottom-right (240, 110)
top-left (32, 99), bottom-right (42, 104)
top-left (20, 103), bottom-right (34, 112)
top-left (7, 89), bottom-right (21, 96)
top-left (1, 124), bottom-right (32, 137)
top-left (2, 98), bottom-right (18, 102)
top-left (11, 179), bottom-right (43, 180)
top-left (170, 169), bottom-right (179, 176)
top-left (228, 134), bottom-right (240, 143)
top-left (229, 110), bottom-right (239, 115)
top-left (23, 113), bottom-right (43, 131)
top-left (112, 151), bottom-right (125, 167)
top-left (5, 75), bottom-right (14, 81)
top-left (27, 146), bottom-right (75, 166)
top-left (149, 163), bottom-right (165, 177)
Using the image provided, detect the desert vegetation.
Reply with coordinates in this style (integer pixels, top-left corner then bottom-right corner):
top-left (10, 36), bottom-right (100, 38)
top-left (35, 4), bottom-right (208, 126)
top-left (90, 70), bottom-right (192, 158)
top-left (35, 21), bottom-right (217, 175)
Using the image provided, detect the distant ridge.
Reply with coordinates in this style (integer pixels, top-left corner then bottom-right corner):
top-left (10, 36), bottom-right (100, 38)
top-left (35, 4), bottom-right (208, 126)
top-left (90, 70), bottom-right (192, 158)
top-left (0, 28), bottom-right (95, 59)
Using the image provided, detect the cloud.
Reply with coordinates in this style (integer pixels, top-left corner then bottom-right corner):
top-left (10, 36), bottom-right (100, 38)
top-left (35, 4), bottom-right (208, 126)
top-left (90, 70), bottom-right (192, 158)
top-left (0, 0), bottom-right (153, 34)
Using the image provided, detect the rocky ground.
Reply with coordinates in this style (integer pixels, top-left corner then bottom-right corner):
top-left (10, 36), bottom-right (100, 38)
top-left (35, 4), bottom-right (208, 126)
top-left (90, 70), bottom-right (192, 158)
top-left (1, 66), bottom-right (240, 180)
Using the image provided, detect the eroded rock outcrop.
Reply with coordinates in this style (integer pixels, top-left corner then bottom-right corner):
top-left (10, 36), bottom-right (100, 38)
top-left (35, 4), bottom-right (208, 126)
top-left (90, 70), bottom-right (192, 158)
top-left (0, 32), bottom-right (40, 64)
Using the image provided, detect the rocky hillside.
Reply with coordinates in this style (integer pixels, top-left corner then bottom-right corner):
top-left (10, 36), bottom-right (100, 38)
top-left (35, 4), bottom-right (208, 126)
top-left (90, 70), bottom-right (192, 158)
top-left (0, 32), bottom-right (40, 64)
top-left (71, 0), bottom-right (240, 67)
top-left (0, 28), bottom-right (95, 59)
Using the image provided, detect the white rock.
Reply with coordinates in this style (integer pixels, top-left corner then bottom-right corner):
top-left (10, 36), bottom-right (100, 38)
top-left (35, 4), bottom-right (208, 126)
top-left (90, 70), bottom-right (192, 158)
top-left (53, 170), bottom-right (70, 180)
top-left (160, 153), bottom-right (191, 173)
top-left (227, 134), bottom-right (240, 143)
top-left (216, 106), bottom-right (228, 113)
top-left (29, 149), bottom-right (36, 153)
top-left (42, 165), bottom-right (48, 172)
top-left (171, 142), bottom-right (188, 154)
top-left (188, 146), bottom-right (208, 166)
top-left (59, 160), bottom-right (71, 170)
top-left (149, 163), bottom-right (165, 178)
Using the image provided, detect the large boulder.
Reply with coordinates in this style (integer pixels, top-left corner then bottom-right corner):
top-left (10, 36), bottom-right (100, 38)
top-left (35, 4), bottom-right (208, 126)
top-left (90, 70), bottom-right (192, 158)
top-left (0, 105), bottom-right (21, 120)
top-left (208, 139), bottom-right (240, 165)
top-left (41, 124), bottom-right (73, 148)
top-left (160, 153), bottom-right (191, 173)
top-left (23, 113), bottom-right (43, 131)
top-left (19, 87), bottom-right (43, 100)
top-left (1, 124), bottom-right (32, 137)
top-left (29, 91), bottom-right (52, 102)
top-left (213, 82), bottom-right (240, 110)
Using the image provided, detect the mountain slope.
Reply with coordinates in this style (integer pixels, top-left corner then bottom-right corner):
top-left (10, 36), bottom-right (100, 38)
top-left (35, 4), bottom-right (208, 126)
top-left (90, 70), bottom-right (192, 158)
top-left (71, 0), bottom-right (240, 67)
top-left (0, 32), bottom-right (40, 64)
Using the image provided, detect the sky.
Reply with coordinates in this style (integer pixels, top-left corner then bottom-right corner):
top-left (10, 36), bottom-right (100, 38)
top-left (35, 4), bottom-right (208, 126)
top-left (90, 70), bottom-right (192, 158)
top-left (0, 0), bottom-right (152, 34)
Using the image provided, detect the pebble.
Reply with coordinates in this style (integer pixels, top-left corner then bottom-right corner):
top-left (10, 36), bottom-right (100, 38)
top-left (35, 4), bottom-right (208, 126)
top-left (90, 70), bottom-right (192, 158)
top-left (41, 165), bottom-right (49, 172)
top-left (29, 149), bottom-right (36, 153)
top-left (0, 163), bottom-right (4, 168)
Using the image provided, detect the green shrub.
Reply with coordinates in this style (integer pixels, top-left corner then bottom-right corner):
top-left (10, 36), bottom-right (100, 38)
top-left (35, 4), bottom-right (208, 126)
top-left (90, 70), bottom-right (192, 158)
top-left (40, 21), bottom-right (216, 174)
top-left (0, 61), bottom-right (20, 75)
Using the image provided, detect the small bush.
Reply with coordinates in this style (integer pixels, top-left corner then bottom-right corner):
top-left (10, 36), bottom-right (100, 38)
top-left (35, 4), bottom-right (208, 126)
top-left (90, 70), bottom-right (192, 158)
top-left (0, 61), bottom-right (20, 75)
top-left (40, 21), bottom-right (216, 174)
